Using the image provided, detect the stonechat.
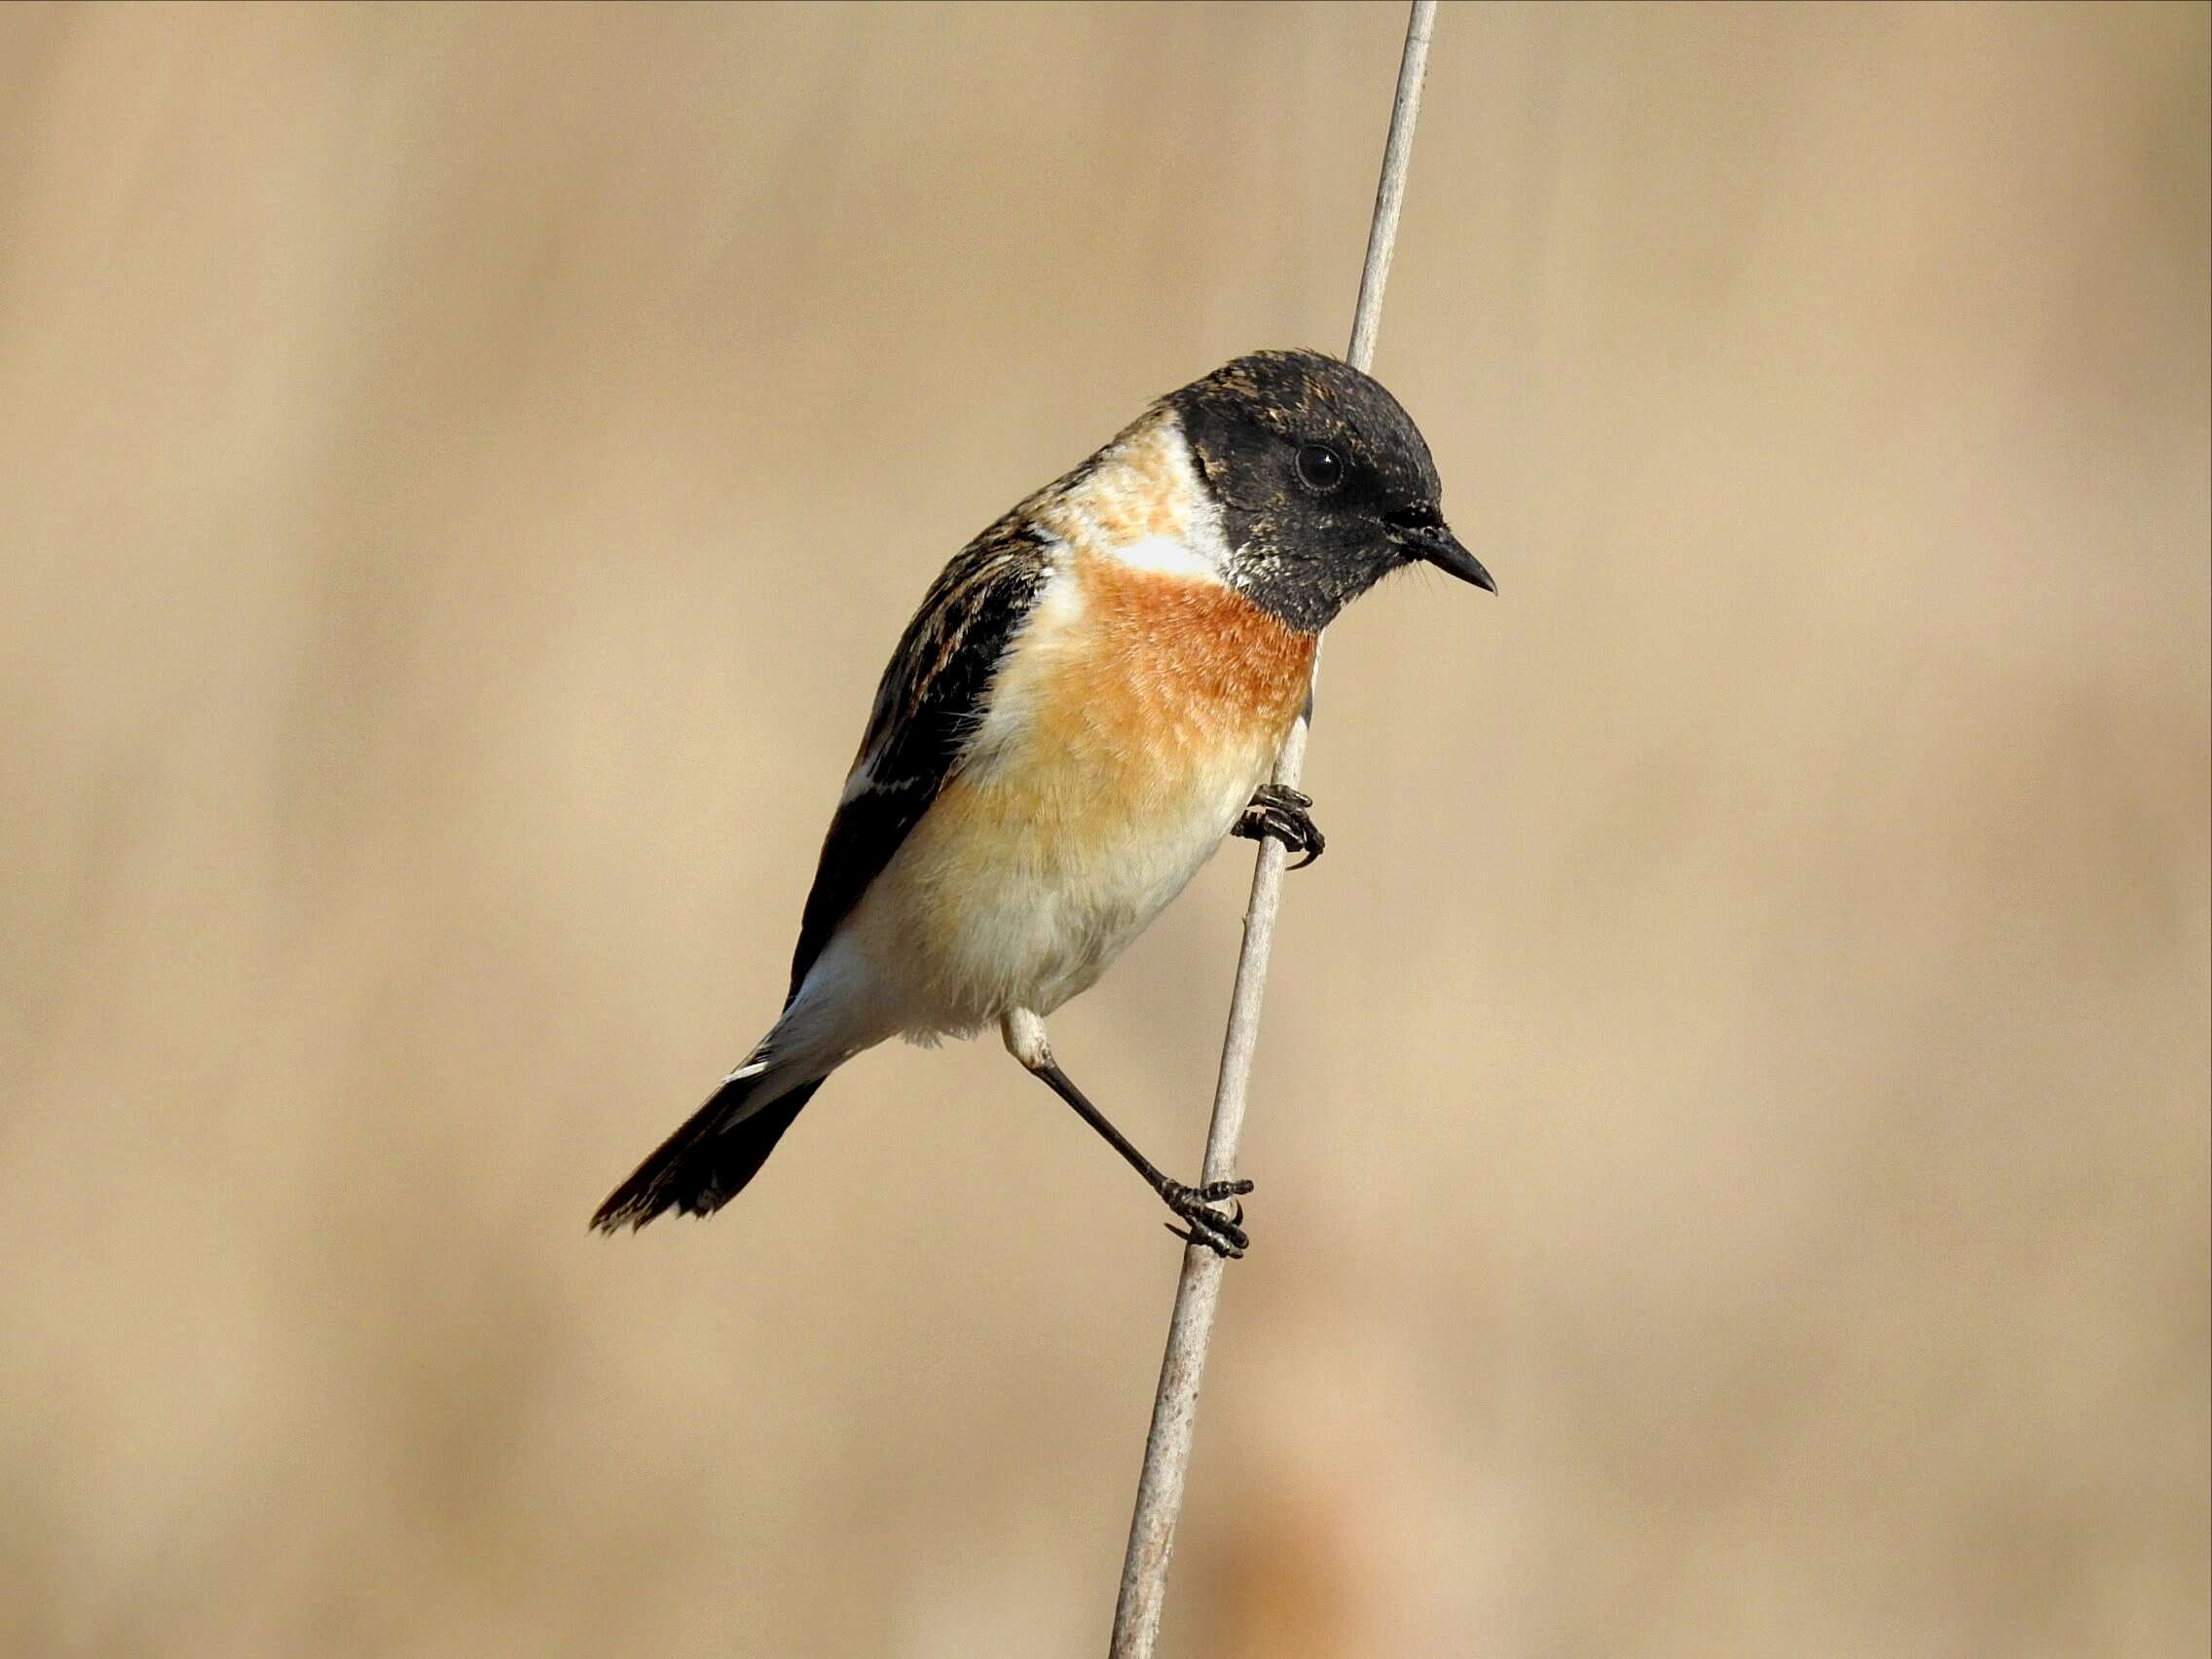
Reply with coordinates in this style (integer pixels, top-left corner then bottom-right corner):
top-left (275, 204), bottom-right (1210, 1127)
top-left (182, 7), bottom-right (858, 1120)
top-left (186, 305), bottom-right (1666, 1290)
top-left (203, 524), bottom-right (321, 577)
top-left (592, 350), bottom-right (1493, 1256)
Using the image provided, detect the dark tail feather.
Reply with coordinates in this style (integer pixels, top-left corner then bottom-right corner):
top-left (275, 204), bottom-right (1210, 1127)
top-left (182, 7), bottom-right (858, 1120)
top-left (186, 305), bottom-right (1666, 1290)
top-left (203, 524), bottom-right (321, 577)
top-left (590, 1072), bottom-right (827, 1234)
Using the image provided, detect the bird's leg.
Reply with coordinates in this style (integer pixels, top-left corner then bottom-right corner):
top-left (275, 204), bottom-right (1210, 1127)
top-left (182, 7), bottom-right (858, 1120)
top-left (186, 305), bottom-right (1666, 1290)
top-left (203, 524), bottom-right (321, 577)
top-left (1002, 1011), bottom-right (1253, 1258)
top-left (1034, 1061), bottom-right (1254, 1257)
top-left (1234, 783), bottom-right (1325, 869)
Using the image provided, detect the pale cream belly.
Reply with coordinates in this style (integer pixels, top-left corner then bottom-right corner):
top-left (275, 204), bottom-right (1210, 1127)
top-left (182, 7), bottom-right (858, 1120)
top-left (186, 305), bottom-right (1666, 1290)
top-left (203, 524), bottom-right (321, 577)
top-left (845, 727), bottom-right (1281, 1037)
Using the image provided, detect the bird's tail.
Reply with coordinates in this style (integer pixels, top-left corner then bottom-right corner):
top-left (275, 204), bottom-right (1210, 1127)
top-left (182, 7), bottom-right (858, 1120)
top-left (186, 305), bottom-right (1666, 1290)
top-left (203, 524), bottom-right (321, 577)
top-left (590, 1059), bottom-right (828, 1234)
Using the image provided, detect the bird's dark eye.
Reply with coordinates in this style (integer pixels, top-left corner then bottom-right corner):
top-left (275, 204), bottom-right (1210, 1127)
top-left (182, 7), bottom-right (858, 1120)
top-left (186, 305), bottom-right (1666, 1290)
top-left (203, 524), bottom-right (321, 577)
top-left (1295, 442), bottom-right (1345, 495)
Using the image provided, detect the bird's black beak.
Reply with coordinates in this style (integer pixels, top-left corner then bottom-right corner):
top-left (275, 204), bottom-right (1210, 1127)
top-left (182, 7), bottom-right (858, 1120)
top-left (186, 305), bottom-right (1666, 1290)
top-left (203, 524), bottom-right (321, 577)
top-left (1387, 507), bottom-right (1496, 593)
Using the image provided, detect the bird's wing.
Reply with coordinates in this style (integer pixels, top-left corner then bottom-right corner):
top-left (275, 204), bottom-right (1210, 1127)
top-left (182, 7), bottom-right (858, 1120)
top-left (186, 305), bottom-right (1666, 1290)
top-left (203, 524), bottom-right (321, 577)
top-left (785, 520), bottom-right (1051, 1002)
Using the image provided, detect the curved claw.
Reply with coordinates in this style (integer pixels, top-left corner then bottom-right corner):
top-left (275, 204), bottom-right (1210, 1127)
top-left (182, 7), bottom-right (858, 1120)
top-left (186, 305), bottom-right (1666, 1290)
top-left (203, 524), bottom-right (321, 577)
top-left (1161, 1180), bottom-right (1253, 1257)
top-left (1165, 1219), bottom-right (1246, 1260)
top-left (1235, 795), bottom-right (1325, 870)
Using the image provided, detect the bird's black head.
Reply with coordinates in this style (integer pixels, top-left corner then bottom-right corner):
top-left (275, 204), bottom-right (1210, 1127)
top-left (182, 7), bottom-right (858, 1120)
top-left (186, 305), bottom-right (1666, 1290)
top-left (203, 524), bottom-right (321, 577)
top-left (1167, 348), bottom-right (1493, 633)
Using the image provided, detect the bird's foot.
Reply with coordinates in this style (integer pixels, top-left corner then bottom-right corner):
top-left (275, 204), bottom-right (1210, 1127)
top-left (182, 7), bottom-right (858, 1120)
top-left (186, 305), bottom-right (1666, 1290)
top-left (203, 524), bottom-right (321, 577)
top-left (1160, 1178), bottom-right (1256, 1258)
top-left (1235, 785), bottom-right (1325, 869)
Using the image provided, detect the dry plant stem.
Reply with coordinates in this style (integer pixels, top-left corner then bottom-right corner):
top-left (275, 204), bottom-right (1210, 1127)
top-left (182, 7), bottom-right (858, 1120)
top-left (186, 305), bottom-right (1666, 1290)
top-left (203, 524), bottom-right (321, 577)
top-left (1106, 4), bottom-right (1441, 1654)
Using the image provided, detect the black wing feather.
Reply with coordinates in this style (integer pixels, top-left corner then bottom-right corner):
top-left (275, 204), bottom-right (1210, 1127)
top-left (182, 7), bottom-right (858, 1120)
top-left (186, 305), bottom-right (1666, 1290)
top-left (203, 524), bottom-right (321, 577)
top-left (785, 521), bottom-right (1050, 1003)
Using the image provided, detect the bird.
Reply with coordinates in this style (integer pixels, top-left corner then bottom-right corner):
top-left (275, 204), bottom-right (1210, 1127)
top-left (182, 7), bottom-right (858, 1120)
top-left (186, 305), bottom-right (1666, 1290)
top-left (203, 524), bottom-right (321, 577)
top-left (591, 348), bottom-right (1493, 1256)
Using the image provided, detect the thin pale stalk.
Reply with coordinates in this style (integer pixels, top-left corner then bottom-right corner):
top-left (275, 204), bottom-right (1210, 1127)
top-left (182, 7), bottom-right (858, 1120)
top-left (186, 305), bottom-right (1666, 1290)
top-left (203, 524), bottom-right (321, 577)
top-left (1107, 5), bottom-right (1441, 1653)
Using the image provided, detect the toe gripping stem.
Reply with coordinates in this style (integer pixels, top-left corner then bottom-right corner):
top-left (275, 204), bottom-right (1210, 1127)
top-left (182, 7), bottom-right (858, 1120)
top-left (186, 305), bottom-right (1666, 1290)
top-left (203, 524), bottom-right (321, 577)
top-left (1235, 784), bottom-right (1325, 869)
top-left (1161, 1177), bottom-right (1257, 1259)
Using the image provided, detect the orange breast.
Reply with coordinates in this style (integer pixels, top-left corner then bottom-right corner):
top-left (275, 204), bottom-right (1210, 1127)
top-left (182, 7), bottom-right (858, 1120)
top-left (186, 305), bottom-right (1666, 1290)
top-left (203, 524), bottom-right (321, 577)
top-left (1033, 554), bottom-right (1317, 789)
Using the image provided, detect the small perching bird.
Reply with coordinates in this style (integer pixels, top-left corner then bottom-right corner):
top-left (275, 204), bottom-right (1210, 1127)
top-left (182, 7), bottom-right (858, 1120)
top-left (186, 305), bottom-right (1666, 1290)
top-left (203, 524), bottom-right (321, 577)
top-left (592, 349), bottom-right (1493, 1255)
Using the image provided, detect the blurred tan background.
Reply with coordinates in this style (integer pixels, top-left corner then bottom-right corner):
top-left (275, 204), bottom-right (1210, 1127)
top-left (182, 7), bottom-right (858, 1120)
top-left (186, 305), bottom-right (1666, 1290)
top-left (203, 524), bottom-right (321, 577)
top-left (0, 3), bottom-right (2204, 1655)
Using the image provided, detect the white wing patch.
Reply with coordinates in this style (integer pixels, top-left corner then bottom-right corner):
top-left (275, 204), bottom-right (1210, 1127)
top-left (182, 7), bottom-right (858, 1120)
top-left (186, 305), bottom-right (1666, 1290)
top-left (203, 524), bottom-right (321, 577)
top-left (838, 753), bottom-right (934, 806)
